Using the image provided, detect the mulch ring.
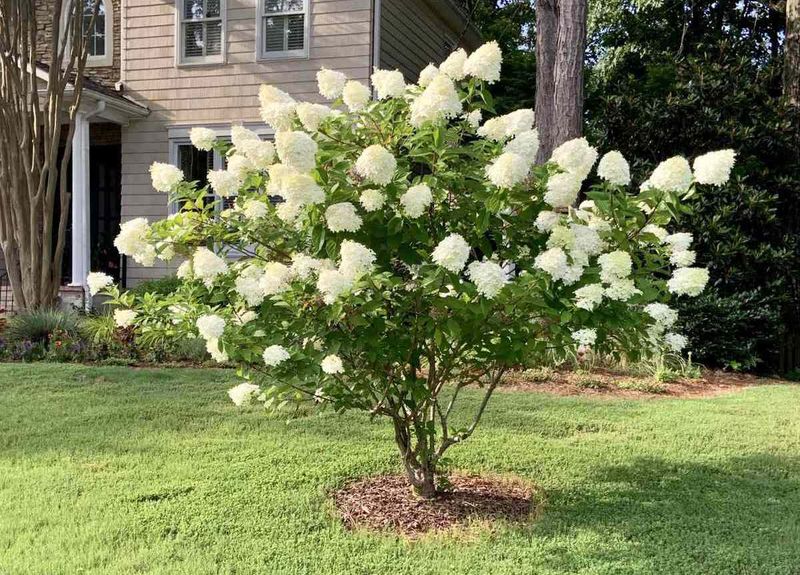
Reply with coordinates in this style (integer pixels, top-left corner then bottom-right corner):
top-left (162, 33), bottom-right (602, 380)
top-left (332, 473), bottom-right (536, 537)
top-left (502, 367), bottom-right (787, 399)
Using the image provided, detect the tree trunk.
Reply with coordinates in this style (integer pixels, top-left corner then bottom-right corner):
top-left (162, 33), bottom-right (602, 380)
top-left (0, 0), bottom-right (99, 310)
top-left (392, 415), bottom-right (439, 499)
top-left (535, 0), bottom-right (558, 164)
top-left (535, 0), bottom-right (588, 163)
top-left (786, 0), bottom-right (800, 106)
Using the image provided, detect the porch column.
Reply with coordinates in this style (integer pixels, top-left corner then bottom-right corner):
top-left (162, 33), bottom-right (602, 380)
top-left (70, 111), bottom-right (91, 290)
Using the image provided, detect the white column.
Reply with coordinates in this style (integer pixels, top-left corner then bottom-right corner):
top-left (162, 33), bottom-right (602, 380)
top-left (70, 112), bottom-right (91, 290)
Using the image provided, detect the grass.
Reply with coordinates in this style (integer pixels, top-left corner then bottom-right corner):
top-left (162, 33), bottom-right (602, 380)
top-left (1, 364), bottom-right (799, 575)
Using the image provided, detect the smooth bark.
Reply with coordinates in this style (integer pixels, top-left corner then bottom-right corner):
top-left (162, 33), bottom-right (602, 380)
top-left (0, 0), bottom-right (97, 309)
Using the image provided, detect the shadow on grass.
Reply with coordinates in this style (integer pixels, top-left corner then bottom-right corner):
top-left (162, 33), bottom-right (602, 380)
top-left (530, 454), bottom-right (800, 573)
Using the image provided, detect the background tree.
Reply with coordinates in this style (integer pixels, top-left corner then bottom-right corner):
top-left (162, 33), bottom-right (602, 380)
top-left (787, 0), bottom-right (800, 104)
top-left (0, 0), bottom-right (99, 309)
top-left (535, 0), bottom-right (588, 162)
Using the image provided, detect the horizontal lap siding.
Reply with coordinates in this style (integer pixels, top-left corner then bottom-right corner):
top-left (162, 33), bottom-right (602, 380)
top-left (121, 0), bottom-right (373, 285)
top-left (379, 0), bottom-right (458, 82)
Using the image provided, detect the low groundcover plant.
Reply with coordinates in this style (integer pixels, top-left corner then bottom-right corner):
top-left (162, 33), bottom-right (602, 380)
top-left (90, 42), bottom-right (734, 498)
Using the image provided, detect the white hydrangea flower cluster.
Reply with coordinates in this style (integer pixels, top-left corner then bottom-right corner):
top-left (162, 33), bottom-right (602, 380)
top-left (262, 345), bottom-right (290, 367)
top-left (189, 127), bottom-right (216, 151)
top-left (321, 354), bottom-right (344, 375)
top-left (410, 74), bottom-right (462, 127)
top-left (260, 262), bottom-right (292, 296)
top-left (418, 64), bottom-right (439, 87)
top-left (642, 156), bottom-right (693, 192)
top-left (237, 138), bottom-right (276, 170)
top-left (114, 309), bottom-right (137, 328)
top-left (597, 151), bottom-right (631, 186)
top-left (342, 81), bottom-right (371, 112)
top-left (667, 267), bottom-right (709, 296)
top-left (208, 169), bottom-right (241, 198)
top-left (235, 265), bottom-right (266, 307)
top-left (196, 314), bottom-right (225, 340)
top-left (192, 246), bottom-right (228, 288)
top-left (317, 68), bottom-right (347, 99)
top-left (359, 189), bottom-right (385, 212)
top-left (227, 382), bottom-right (261, 407)
top-left (295, 102), bottom-right (333, 132)
top-left (355, 145), bottom-right (397, 186)
top-left (275, 131), bottom-right (318, 173)
top-left (550, 137), bottom-right (598, 180)
top-left (114, 218), bottom-right (156, 267)
top-left (325, 202), bottom-right (363, 233)
top-left (463, 41), bottom-right (502, 83)
top-left (149, 162), bottom-right (184, 193)
top-left (400, 183), bottom-right (433, 218)
top-left (86, 272), bottom-right (113, 296)
top-left (477, 109), bottom-right (535, 141)
top-left (574, 283), bottom-right (605, 311)
top-left (644, 302), bottom-right (678, 330)
top-left (664, 232), bottom-right (695, 269)
top-left (693, 149), bottom-right (736, 186)
top-left (663, 332), bottom-right (688, 353)
top-left (371, 68), bottom-right (406, 99)
top-left (439, 48), bottom-right (468, 80)
top-left (534, 247), bottom-right (583, 285)
top-left (314, 241), bottom-right (375, 304)
top-left (432, 233), bottom-right (471, 273)
top-left (466, 260), bottom-right (508, 299)
top-left (259, 85), bottom-right (297, 131)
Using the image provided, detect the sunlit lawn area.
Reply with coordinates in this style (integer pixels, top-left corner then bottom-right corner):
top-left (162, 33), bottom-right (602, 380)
top-left (1, 363), bottom-right (798, 574)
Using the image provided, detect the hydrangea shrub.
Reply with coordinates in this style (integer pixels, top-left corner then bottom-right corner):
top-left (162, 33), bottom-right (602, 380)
top-left (90, 41), bottom-right (734, 497)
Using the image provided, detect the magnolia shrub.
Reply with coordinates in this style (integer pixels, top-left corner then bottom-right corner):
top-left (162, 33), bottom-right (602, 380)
top-left (92, 41), bottom-right (734, 497)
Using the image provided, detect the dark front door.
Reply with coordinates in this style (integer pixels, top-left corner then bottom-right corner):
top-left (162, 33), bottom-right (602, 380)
top-left (90, 144), bottom-right (122, 281)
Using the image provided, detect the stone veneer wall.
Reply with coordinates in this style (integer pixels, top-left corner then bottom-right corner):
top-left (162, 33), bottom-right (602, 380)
top-left (35, 0), bottom-right (121, 87)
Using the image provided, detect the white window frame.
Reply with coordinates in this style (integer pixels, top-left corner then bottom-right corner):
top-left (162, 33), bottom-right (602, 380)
top-left (60, 0), bottom-right (114, 67)
top-left (256, 0), bottom-right (310, 61)
top-left (175, 0), bottom-right (227, 67)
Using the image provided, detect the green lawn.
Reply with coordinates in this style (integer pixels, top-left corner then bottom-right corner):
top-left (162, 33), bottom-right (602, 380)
top-left (0, 364), bottom-right (798, 574)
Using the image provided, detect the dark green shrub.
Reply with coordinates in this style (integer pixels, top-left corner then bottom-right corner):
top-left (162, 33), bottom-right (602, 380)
top-left (128, 276), bottom-right (182, 297)
top-left (587, 51), bottom-right (800, 373)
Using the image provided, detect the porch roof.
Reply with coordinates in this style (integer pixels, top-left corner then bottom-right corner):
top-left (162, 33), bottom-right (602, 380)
top-left (35, 62), bottom-right (150, 125)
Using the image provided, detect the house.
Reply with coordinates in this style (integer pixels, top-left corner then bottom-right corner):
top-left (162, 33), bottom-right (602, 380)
top-left (0, 0), bottom-right (479, 310)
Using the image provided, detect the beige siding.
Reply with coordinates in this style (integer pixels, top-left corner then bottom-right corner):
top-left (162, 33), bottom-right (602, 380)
top-left (120, 0), bottom-right (374, 285)
top-left (379, 0), bottom-right (459, 82)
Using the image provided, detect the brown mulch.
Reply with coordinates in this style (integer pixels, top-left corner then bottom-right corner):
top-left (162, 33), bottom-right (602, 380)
top-left (502, 367), bottom-right (791, 399)
top-left (332, 473), bottom-right (535, 537)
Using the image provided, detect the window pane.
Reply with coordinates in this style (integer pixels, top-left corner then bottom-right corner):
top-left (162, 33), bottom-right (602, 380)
top-left (265, 0), bottom-right (303, 13)
top-left (286, 14), bottom-right (304, 51)
top-left (178, 146), bottom-right (213, 186)
top-left (206, 21), bottom-right (222, 56)
top-left (93, 15), bottom-right (106, 56)
top-left (206, 0), bottom-right (221, 18)
top-left (183, 22), bottom-right (205, 58)
top-left (184, 0), bottom-right (205, 20)
top-left (263, 16), bottom-right (286, 52)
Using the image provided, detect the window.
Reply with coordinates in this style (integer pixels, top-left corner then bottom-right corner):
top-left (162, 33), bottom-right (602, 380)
top-left (81, 0), bottom-right (113, 66)
top-left (174, 143), bottom-right (235, 212)
top-left (178, 0), bottom-right (225, 65)
top-left (258, 0), bottom-right (309, 60)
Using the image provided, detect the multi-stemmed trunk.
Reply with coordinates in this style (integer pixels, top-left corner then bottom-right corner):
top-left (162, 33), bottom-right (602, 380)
top-left (388, 368), bottom-right (506, 499)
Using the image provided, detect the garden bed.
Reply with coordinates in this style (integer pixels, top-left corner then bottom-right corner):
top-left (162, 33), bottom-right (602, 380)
top-left (332, 473), bottom-right (536, 537)
top-left (503, 367), bottom-right (778, 398)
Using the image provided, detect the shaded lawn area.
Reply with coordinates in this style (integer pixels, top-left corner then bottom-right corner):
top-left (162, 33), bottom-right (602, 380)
top-left (0, 364), bottom-right (798, 575)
